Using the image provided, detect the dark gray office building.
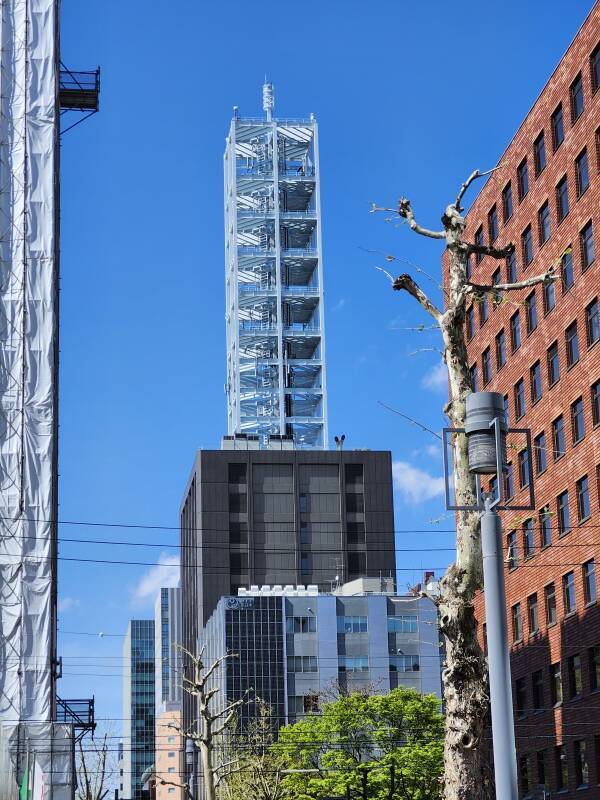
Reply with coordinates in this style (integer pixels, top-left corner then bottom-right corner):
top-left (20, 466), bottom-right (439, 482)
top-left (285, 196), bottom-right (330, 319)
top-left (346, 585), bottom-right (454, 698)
top-left (179, 440), bottom-right (396, 733)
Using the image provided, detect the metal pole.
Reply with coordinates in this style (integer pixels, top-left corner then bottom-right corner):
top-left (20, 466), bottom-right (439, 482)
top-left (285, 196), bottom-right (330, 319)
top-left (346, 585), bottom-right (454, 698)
top-left (481, 496), bottom-right (518, 800)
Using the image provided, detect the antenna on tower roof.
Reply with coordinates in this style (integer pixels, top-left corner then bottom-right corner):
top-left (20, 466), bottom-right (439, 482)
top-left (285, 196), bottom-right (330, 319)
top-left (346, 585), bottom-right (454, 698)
top-left (262, 81), bottom-right (274, 122)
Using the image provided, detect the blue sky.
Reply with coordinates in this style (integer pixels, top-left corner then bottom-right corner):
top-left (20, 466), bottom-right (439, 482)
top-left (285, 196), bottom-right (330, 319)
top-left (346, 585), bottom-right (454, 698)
top-left (56, 0), bottom-right (594, 725)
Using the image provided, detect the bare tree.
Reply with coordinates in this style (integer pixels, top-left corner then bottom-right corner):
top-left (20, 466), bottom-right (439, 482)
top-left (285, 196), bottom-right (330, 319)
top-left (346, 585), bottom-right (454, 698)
top-left (163, 647), bottom-right (245, 800)
top-left (221, 700), bottom-right (284, 800)
top-left (76, 734), bottom-right (114, 800)
top-left (374, 169), bottom-right (558, 800)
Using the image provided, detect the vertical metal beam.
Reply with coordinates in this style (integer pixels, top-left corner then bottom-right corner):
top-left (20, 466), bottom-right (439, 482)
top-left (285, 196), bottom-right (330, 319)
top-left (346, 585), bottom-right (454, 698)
top-left (312, 118), bottom-right (328, 447)
top-left (272, 121), bottom-right (285, 436)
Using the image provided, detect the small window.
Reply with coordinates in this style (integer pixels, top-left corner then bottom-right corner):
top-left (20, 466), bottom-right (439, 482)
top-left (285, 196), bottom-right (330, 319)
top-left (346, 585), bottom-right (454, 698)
top-left (506, 249), bottom-right (517, 282)
top-left (556, 744), bottom-right (568, 790)
top-left (347, 551), bottom-right (365, 578)
top-left (545, 583), bottom-right (557, 626)
top-left (583, 558), bottom-right (596, 605)
top-left (537, 750), bottom-right (547, 788)
top-left (512, 602), bottom-right (523, 643)
top-left (561, 249), bottom-right (574, 292)
top-left (525, 291), bottom-right (537, 334)
top-left (514, 378), bottom-right (525, 420)
top-left (592, 379), bottom-right (600, 427)
top-left (345, 491), bottom-right (365, 513)
top-left (534, 131), bottom-right (546, 176)
top-left (475, 226), bottom-right (484, 264)
top-left (523, 519), bottom-right (534, 558)
top-left (347, 521), bottom-right (365, 545)
top-left (550, 663), bottom-right (563, 706)
top-left (465, 254), bottom-right (472, 280)
top-left (558, 492), bottom-right (571, 537)
top-left (575, 740), bottom-right (589, 788)
top-left (580, 220), bottom-right (595, 271)
top-left (537, 201), bottom-right (550, 245)
top-left (502, 182), bottom-right (513, 222)
top-left (299, 493), bottom-right (308, 513)
top-left (345, 464), bottom-right (364, 487)
top-left (519, 754), bottom-right (531, 797)
top-left (534, 431), bottom-right (547, 474)
top-left (518, 449), bottom-right (530, 489)
top-left (507, 531), bottom-right (518, 570)
top-left (577, 475), bottom-right (590, 521)
top-left (495, 329), bottom-right (506, 370)
top-left (568, 654), bottom-right (583, 698)
top-left (503, 393), bottom-right (509, 424)
top-left (552, 415), bottom-right (566, 461)
top-left (571, 396), bottom-right (585, 444)
top-left (566, 321), bottom-right (580, 367)
top-left (481, 348), bottom-right (491, 386)
top-left (510, 311), bottom-right (521, 352)
top-left (551, 103), bottom-right (565, 150)
top-left (521, 225), bottom-right (533, 266)
top-left (228, 463), bottom-right (247, 484)
top-left (517, 158), bottom-right (529, 201)
top-left (491, 268), bottom-right (502, 306)
top-left (563, 570), bottom-right (576, 613)
top-left (575, 148), bottom-right (590, 197)
top-left (539, 505), bottom-right (551, 548)
top-left (586, 298), bottom-right (599, 346)
top-left (488, 205), bottom-right (498, 243)
top-left (504, 463), bottom-right (514, 500)
top-left (530, 361), bottom-right (542, 404)
top-left (228, 492), bottom-right (247, 514)
top-left (229, 552), bottom-right (248, 574)
top-left (527, 592), bottom-right (539, 634)
top-left (570, 72), bottom-right (584, 122)
top-left (478, 296), bottom-right (488, 326)
top-left (466, 306), bottom-right (475, 340)
top-left (543, 280), bottom-right (555, 315)
top-left (556, 175), bottom-right (569, 223)
top-left (592, 41), bottom-right (600, 93)
top-left (469, 363), bottom-right (478, 392)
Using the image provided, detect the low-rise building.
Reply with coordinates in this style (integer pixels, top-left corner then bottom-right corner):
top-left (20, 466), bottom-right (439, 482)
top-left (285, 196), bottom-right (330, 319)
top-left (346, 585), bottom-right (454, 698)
top-left (198, 578), bottom-right (442, 731)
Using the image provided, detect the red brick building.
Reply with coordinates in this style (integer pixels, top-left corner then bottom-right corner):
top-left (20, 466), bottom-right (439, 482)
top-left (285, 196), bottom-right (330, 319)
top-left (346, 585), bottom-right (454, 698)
top-left (445, 4), bottom-right (600, 796)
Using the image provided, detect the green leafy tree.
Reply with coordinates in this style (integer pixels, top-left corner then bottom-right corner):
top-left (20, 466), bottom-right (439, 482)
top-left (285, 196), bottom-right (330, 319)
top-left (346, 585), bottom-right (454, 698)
top-left (274, 688), bottom-right (443, 800)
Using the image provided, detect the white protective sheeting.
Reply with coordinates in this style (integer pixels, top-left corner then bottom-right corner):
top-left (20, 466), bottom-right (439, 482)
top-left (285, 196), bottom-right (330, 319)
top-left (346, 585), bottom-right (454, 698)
top-left (1, 722), bottom-right (73, 800)
top-left (0, 0), bottom-right (58, 730)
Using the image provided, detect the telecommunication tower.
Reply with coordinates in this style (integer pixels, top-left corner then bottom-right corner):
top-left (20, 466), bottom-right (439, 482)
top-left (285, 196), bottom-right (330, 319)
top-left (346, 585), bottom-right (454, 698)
top-left (224, 84), bottom-right (328, 448)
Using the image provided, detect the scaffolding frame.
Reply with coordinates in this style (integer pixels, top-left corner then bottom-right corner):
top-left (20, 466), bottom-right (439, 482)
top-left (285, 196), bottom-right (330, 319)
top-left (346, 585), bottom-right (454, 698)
top-left (224, 92), bottom-right (328, 448)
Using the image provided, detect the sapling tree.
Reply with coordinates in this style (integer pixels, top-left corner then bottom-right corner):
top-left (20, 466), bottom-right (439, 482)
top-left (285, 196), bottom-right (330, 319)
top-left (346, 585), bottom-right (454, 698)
top-left (373, 169), bottom-right (558, 800)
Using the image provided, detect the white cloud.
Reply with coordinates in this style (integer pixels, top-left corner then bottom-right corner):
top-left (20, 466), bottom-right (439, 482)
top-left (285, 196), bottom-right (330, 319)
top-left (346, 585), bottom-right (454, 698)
top-left (421, 361), bottom-right (448, 391)
top-left (131, 552), bottom-right (180, 607)
top-left (58, 596), bottom-right (80, 613)
top-left (392, 461), bottom-right (445, 504)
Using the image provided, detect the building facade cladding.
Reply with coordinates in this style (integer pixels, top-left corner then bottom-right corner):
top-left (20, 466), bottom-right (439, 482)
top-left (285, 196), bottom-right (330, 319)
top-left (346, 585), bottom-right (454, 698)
top-left (122, 621), bottom-right (155, 800)
top-left (179, 448), bottom-right (395, 734)
top-left (224, 106), bottom-right (328, 448)
top-left (155, 706), bottom-right (183, 800)
top-left (155, 588), bottom-right (182, 709)
top-left (441, 7), bottom-right (600, 797)
top-left (197, 591), bottom-right (441, 732)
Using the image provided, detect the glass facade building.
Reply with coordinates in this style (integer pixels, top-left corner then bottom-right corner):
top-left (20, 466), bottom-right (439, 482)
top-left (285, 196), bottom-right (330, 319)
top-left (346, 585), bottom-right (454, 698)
top-left (122, 620), bottom-right (155, 800)
top-left (155, 587), bottom-right (182, 708)
top-left (198, 584), bottom-right (442, 733)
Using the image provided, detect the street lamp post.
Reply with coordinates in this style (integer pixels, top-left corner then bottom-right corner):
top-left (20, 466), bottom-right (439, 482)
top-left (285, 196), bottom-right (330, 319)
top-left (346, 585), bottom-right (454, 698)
top-left (442, 391), bottom-right (535, 800)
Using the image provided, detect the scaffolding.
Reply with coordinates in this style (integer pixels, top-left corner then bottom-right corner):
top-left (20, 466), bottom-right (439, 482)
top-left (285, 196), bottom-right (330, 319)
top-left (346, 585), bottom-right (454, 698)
top-left (224, 85), bottom-right (328, 448)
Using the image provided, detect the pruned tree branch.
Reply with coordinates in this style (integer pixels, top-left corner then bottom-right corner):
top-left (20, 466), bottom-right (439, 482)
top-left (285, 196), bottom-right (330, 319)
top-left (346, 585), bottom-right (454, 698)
top-left (465, 241), bottom-right (514, 260)
top-left (397, 198), bottom-right (446, 239)
top-left (467, 265), bottom-right (557, 294)
top-left (392, 273), bottom-right (442, 320)
top-left (454, 166), bottom-right (503, 211)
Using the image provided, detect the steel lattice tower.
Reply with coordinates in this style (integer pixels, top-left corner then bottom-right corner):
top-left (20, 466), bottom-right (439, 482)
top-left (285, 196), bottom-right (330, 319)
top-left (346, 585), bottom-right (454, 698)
top-left (224, 84), bottom-right (328, 448)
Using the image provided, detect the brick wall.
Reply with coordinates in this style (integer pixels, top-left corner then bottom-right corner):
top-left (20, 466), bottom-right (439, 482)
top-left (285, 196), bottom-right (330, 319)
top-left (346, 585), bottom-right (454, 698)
top-left (442, 4), bottom-right (600, 796)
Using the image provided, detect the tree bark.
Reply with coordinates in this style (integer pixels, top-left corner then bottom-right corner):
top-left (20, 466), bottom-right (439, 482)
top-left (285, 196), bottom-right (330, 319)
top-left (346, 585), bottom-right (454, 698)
top-left (388, 187), bottom-right (557, 800)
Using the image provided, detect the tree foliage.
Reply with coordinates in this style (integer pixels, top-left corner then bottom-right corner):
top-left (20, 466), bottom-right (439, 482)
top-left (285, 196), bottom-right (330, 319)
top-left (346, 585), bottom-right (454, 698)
top-left (274, 689), bottom-right (443, 800)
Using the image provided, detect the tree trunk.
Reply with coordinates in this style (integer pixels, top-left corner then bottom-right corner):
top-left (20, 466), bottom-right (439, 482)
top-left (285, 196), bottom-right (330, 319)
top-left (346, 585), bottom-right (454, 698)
top-left (436, 241), bottom-right (492, 800)
top-left (200, 740), bottom-right (216, 800)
